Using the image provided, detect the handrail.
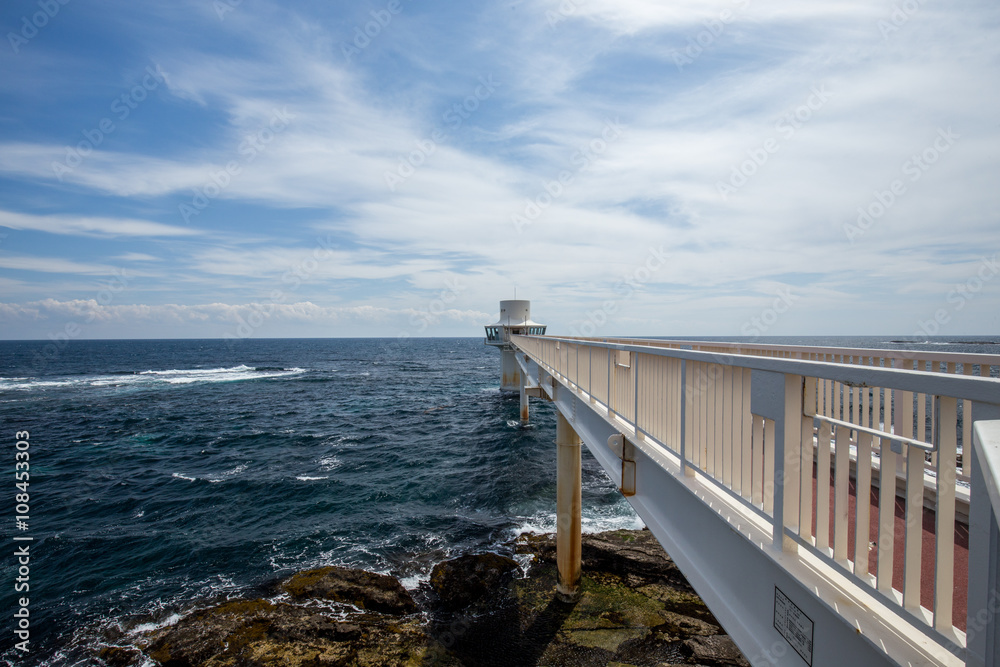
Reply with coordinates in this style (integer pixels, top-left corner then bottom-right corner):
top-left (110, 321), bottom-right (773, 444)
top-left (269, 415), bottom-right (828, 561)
top-left (557, 334), bottom-right (1000, 367)
top-left (522, 334), bottom-right (1000, 404)
top-left (813, 413), bottom-right (936, 452)
top-left (974, 421), bottom-right (1000, 529)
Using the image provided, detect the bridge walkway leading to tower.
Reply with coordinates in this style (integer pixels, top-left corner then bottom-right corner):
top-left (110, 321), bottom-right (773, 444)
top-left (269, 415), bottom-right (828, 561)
top-left (509, 334), bottom-right (1000, 667)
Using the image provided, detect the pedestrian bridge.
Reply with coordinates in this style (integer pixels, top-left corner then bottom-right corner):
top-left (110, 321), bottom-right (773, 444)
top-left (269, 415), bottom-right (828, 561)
top-left (504, 332), bottom-right (1000, 667)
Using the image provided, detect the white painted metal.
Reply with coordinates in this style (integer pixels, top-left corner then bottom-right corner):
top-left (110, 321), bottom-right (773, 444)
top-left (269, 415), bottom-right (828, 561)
top-left (509, 332), bottom-right (1000, 667)
top-left (968, 414), bottom-right (1000, 667)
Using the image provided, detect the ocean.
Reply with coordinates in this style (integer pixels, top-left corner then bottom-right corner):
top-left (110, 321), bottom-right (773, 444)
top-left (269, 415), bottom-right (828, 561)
top-left (1, 335), bottom-right (998, 665)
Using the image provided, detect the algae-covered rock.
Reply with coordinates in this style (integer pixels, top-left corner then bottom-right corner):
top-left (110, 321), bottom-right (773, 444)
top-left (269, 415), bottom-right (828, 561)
top-left (430, 552), bottom-right (521, 610)
top-left (139, 598), bottom-right (454, 667)
top-left (281, 565), bottom-right (417, 615)
top-left (683, 634), bottom-right (751, 666)
top-left (122, 529), bottom-right (747, 667)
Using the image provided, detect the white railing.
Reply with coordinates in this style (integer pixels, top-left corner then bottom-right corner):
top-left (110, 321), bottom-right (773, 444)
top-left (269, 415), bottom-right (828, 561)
top-left (561, 336), bottom-right (1000, 479)
top-left (512, 334), bottom-right (1000, 664)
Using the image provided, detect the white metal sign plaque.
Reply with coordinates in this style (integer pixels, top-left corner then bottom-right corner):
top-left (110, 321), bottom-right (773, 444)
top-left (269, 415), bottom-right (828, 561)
top-left (774, 587), bottom-right (814, 665)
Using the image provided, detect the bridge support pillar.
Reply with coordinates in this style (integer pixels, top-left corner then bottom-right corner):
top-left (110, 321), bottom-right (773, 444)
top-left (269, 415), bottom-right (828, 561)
top-left (520, 382), bottom-right (529, 423)
top-left (501, 348), bottom-right (520, 391)
top-left (556, 411), bottom-right (582, 602)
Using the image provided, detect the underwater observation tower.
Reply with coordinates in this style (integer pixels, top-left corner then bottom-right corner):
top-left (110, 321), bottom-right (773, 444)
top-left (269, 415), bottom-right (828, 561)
top-left (483, 299), bottom-right (546, 392)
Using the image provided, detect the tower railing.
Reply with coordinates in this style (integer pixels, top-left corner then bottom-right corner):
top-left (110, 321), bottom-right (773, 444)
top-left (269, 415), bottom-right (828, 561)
top-left (511, 333), bottom-right (1000, 666)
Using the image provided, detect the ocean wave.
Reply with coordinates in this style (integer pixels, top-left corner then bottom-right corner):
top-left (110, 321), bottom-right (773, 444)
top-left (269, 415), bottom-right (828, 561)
top-left (318, 455), bottom-right (341, 470)
top-left (1, 365), bottom-right (306, 392)
top-left (139, 365), bottom-right (305, 384)
top-left (207, 464), bottom-right (249, 483)
top-left (510, 508), bottom-right (645, 539)
top-left (0, 377), bottom-right (82, 390)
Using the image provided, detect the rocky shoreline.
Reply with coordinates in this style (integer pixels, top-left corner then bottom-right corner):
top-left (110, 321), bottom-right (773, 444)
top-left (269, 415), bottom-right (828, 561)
top-left (100, 529), bottom-right (748, 667)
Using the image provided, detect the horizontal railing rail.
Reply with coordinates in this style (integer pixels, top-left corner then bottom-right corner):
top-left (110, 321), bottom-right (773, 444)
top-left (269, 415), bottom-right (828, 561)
top-left (512, 333), bottom-right (1000, 665)
top-left (561, 335), bottom-right (1000, 479)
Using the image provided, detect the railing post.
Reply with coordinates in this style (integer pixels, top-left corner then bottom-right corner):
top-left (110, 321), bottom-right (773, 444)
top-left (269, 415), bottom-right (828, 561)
top-left (608, 348), bottom-right (614, 417)
top-left (780, 374), bottom-right (803, 552)
top-left (681, 359), bottom-right (690, 476)
top-left (968, 408), bottom-right (1000, 667)
top-left (556, 410), bottom-right (582, 602)
top-left (634, 352), bottom-right (640, 432)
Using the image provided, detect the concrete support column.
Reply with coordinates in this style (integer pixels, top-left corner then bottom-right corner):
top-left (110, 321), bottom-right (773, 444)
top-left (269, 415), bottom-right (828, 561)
top-left (520, 380), bottom-right (529, 423)
top-left (501, 348), bottom-right (520, 391)
top-left (556, 411), bottom-right (582, 601)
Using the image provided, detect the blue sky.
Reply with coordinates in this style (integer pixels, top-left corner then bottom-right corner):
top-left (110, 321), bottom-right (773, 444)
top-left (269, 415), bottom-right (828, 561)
top-left (1, 0), bottom-right (998, 339)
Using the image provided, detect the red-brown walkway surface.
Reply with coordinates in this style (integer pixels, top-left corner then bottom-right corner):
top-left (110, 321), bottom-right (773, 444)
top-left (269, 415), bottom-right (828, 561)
top-left (809, 464), bottom-right (968, 631)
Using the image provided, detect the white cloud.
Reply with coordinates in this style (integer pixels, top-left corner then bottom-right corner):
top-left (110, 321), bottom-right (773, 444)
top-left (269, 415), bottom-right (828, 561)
top-left (0, 255), bottom-right (122, 276)
top-left (1, 1), bottom-right (998, 336)
top-left (0, 299), bottom-right (494, 339)
top-left (0, 209), bottom-right (199, 237)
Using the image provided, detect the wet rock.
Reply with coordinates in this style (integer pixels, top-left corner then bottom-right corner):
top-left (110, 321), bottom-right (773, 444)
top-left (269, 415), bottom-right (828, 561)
top-left (140, 599), bottom-right (453, 667)
top-left (281, 565), bottom-right (417, 615)
top-left (652, 610), bottom-right (720, 640)
top-left (430, 552), bottom-right (521, 609)
top-left (126, 529), bottom-right (748, 667)
top-left (98, 645), bottom-right (143, 667)
top-left (682, 634), bottom-right (751, 666)
top-left (517, 529), bottom-right (683, 582)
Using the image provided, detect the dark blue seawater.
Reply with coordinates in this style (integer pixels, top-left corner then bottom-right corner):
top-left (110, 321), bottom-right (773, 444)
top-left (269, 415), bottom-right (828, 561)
top-left (0, 335), bottom-right (997, 664)
top-left (0, 337), bottom-right (642, 665)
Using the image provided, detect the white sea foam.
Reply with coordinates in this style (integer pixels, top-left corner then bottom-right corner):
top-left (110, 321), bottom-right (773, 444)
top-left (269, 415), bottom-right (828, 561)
top-left (210, 463), bottom-right (249, 482)
top-left (511, 509), bottom-right (645, 539)
top-left (398, 572), bottom-right (430, 590)
top-left (172, 473), bottom-right (197, 482)
top-left (0, 377), bottom-right (81, 390)
top-left (318, 455), bottom-right (341, 470)
top-left (3, 366), bottom-right (305, 392)
top-left (296, 475), bottom-right (329, 481)
top-left (131, 613), bottom-right (182, 634)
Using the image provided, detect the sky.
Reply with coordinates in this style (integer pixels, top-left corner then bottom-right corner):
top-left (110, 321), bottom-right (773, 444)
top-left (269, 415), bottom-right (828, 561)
top-left (0, 0), bottom-right (998, 340)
